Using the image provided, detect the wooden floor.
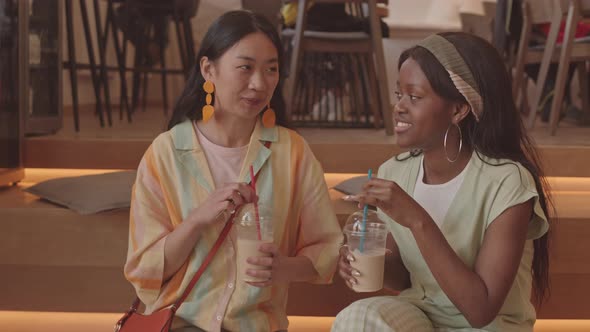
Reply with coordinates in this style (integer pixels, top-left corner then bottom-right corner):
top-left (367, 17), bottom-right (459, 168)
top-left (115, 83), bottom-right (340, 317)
top-left (24, 106), bottom-right (590, 176)
top-left (2, 312), bottom-right (590, 332)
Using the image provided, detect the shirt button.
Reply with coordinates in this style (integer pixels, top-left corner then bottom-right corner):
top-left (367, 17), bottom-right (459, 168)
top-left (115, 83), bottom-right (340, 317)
top-left (228, 283), bottom-right (234, 289)
top-left (216, 315), bottom-right (222, 321)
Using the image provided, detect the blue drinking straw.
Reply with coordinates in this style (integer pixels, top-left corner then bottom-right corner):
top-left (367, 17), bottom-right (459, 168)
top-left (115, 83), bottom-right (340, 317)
top-left (359, 169), bottom-right (372, 253)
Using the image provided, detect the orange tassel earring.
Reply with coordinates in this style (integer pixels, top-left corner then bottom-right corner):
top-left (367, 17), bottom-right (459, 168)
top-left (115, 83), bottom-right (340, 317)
top-left (262, 104), bottom-right (276, 128)
top-left (202, 81), bottom-right (215, 122)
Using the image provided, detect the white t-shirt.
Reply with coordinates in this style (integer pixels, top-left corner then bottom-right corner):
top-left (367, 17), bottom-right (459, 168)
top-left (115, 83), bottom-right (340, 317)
top-left (413, 155), bottom-right (470, 227)
top-left (194, 122), bottom-right (248, 188)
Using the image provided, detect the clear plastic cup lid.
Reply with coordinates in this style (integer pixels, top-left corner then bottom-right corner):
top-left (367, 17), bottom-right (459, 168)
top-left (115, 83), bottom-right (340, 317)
top-left (344, 210), bottom-right (387, 236)
top-left (236, 202), bottom-right (271, 227)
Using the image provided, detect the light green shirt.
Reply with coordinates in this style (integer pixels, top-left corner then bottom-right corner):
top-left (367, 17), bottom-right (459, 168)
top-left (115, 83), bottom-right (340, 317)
top-left (377, 152), bottom-right (549, 332)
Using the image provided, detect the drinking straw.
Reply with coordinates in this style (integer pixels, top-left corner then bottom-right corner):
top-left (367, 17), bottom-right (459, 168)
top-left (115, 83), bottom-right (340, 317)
top-left (249, 165), bottom-right (262, 240)
top-left (359, 169), bottom-right (372, 253)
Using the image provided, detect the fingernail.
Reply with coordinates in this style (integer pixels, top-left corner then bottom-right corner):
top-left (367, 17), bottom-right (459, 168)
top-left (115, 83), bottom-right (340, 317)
top-left (342, 195), bottom-right (359, 201)
top-left (352, 270), bottom-right (361, 277)
top-left (349, 278), bottom-right (357, 285)
top-left (347, 254), bottom-right (355, 262)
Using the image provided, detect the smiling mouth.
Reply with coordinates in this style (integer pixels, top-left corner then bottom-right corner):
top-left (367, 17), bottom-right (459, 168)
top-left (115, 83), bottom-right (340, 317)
top-left (394, 121), bottom-right (412, 134)
top-left (395, 121), bottom-right (412, 128)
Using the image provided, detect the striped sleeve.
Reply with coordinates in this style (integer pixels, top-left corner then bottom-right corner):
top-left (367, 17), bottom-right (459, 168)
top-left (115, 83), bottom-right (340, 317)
top-left (292, 134), bottom-right (343, 284)
top-left (124, 144), bottom-right (174, 307)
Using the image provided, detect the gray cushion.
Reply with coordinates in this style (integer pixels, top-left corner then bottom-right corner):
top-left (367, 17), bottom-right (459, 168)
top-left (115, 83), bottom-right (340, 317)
top-left (331, 175), bottom-right (368, 195)
top-left (24, 171), bottom-right (137, 215)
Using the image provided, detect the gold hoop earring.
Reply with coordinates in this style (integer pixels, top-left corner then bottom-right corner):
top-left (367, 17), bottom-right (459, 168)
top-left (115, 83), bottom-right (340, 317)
top-left (443, 123), bottom-right (462, 163)
top-left (202, 80), bottom-right (215, 122)
top-left (262, 104), bottom-right (276, 128)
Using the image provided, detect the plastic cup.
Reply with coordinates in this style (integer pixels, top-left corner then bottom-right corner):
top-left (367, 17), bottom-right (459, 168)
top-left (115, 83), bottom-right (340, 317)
top-left (343, 210), bottom-right (388, 292)
top-left (235, 203), bottom-right (273, 283)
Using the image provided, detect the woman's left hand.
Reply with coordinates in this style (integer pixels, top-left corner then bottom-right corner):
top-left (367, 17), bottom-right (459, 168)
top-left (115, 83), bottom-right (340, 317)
top-left (245, 243), bottom-right (285, 287)
top-left (345, 178), bottom-right (429, 229)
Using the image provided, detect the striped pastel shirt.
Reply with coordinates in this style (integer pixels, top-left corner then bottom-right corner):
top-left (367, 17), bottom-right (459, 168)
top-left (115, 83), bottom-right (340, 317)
top-left (124, 120), bottom-right (343, 332)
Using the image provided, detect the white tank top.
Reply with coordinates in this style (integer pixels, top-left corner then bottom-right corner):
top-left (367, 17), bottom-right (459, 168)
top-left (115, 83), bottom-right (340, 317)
top-left (413, 155), bottom-right (470, 227)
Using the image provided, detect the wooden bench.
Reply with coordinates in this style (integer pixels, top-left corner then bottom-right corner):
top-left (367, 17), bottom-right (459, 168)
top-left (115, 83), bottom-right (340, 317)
top-left (1, 169), bottom-right (589, 320)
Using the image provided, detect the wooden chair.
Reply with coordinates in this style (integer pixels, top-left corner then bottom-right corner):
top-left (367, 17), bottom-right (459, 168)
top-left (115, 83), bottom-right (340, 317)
top-left (512, 0), bottom-right (590, 135)
top-left (285, 0), bottom-right (393, 135)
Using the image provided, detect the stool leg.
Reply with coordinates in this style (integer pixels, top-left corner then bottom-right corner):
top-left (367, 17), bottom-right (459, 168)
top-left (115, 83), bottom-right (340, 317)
top-left (527, 8), bottom-right (562, 129)
top-left (131, 45), bottom-right (142, 114)
top-left (290, 53), bottom-right (304, 122)
top-left (182, 15), bottom-right (196, 70)
top-left (173, 12), bottom-right (188, 75)
top-left (141, 23), bottom-right (153, 113)
top-left (102, 2), bottom-right (123, 120)
top-left (356, 54), bottom-right (371, 125)
top-left (334, 54), bottom-right (346, 123)
top-left (307, 53), bottom-right (318, 121)
top-left (325, 53), bottom-right (337, 123)
top-left (348, 54), bottom-right (363, 123)
top-left (549, 1), bottom-right (578, 135)
top-left (368, 0), bottom-right (392, 133)
top-left (142, 71), bottom-right (148, 113)
top-left (64, 0), bottom-right (80, 132)
top-left (107, 0), bottom-right (132, 122)
top-left (286, 0), bottom-right (308, 122)
top-left (159, 32), bottom-right (169, 115)
top-left (366, 53), bottom-right (383, 128)
top-left (314, 54), bottom-right (323, 123)
top-left (79, 0), bottom-right (106, 127)
top-left (319, 53), bottom-right (329, 123)
top-left (93, 0), bottom-right (114, 126)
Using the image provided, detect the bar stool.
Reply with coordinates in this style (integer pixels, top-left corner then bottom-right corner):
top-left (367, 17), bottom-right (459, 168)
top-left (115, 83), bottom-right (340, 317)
top-left (63, 0), bottom-right (198, 131)
top-left (113, 0), bottom-right (198, 115)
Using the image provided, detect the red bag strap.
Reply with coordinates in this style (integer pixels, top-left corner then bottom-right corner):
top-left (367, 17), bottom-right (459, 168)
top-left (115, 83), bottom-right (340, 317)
top-left (128, 141), bottom-right (272, 313)
top-left (174, 213), bottom-right (235, 307)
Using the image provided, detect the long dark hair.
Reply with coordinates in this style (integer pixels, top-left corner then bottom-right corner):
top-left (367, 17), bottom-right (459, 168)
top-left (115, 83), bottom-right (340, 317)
top-left (398, 32), bottom-right (553, 304)
top-left (167, 10), bottom-right (288, 130)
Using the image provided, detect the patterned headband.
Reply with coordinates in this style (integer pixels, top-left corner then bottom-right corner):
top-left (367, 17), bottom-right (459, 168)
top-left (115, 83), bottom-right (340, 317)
top-left (417, 34), bottom-right (483, 121)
